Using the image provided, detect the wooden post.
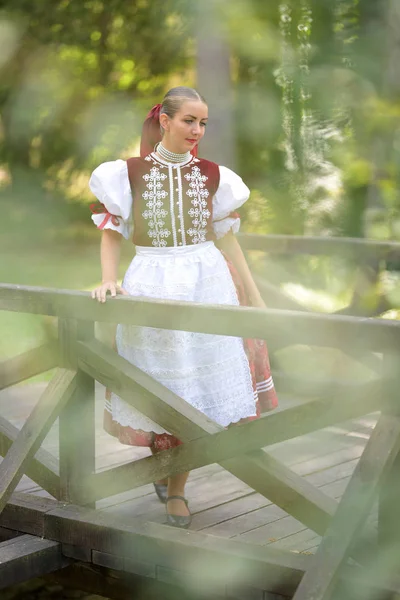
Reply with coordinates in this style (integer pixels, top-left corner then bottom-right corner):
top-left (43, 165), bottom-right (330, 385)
top-left (377, 352), bottom-right (400, 596)
top-left (59, 319), bottom-right (96, 506)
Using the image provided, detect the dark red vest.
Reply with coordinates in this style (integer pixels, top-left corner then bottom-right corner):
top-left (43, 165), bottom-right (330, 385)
top-left (126, 153), bottom-right (220, 247)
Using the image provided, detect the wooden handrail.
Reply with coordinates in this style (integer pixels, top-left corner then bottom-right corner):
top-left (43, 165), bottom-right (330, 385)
top-left (238, 233), bottom-right (400, 258)
top-left (1, 283), bottom-right (400, 354)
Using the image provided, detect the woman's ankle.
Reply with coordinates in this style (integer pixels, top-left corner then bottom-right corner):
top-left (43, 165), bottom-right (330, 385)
top-left (155, 479), bottom-right (167, 486)
top-left (166, 495), bottom-right (190, 516)
top-left (150, 441), bottom-right (167, 485)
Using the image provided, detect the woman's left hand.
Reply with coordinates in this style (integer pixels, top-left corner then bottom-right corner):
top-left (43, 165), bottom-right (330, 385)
top-left (91, 281), bottom-right (128, 303)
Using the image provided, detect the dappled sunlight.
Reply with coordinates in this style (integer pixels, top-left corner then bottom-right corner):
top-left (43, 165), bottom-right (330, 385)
top-left (282, 281), bottom-right (346, 312)
top-left (380, 309), bottom-right (400, 321)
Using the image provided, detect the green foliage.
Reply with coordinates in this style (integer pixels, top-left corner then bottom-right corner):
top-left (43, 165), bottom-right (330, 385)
top-left (1, 0), bottom-right (400, 244)
top-left (0, 0), bottom-right (193, 228)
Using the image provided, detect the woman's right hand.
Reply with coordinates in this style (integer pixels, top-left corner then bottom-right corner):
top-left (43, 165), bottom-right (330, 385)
top-left (91, 281), bottom-right (128, 303)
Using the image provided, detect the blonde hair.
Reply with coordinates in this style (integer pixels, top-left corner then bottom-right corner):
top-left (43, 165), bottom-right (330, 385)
top-left (160, 86), bottom-right (207, 121)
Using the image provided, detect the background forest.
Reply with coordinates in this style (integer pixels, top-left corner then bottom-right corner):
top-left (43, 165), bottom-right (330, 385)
top-left (1, 0), bottom-right (400, 356)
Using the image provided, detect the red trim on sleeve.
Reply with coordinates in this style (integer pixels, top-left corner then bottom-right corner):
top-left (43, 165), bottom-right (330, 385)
top-left (90, 202), bottom-right (121, 230)
top-left (213, 211), bottom-right (240, 224)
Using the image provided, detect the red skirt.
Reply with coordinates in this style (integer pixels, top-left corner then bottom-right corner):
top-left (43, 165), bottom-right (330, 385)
top-left (104, 253), bottom-right (278, 452)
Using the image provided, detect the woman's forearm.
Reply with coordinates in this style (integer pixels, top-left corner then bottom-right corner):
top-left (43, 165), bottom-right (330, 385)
top-left (100, 229), bottom-right (122, 283)
top-left (216, 232), bottom-right (264, 307)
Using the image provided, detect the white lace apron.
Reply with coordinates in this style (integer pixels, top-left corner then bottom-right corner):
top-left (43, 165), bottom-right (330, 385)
top-left (108, 241), bottom-right (257, 433)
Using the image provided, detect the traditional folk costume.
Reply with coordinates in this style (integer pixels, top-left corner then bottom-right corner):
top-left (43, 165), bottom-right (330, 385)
top-left (89, 107), bottom-right (278, 453)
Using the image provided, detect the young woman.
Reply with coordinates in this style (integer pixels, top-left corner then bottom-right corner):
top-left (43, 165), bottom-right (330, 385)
top-left (90, 86), bottom-right (278, 529)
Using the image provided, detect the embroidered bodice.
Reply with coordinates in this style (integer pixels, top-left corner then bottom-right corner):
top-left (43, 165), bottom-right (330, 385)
top-left (127, 154), bottom-right (219, 247)
top-left (89, 153), bottom-right (250, 246)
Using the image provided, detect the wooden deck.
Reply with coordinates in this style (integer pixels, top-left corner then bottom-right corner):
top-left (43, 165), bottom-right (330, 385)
top-left (0, 381), bottom-right (378, 556)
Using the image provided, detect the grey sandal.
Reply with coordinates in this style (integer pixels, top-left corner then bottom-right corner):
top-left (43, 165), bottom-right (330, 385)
top-left (165, 495), bottom-right (192, 529)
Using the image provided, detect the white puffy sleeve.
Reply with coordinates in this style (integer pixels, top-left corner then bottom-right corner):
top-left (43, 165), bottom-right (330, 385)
top-left (212, 166), bottom-right (250, 239)
top-left (89, 159), bottom-right (132, 240)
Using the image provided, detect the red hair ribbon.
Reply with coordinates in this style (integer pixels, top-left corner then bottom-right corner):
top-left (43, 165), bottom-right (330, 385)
top-left (140, 104), bottom-right (162, 158)
top-left (90, 202), bottom-right (121, 229)
top-left (139, 102), bottom-right (199, 158)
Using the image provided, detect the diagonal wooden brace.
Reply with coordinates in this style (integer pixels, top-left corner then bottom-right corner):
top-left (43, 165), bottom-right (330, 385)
top-left (0, 342), bottom-right (58, 391)
top-left (0, 415), bottom-right (60, 499)
top-left (292, 412), bottom-right (400, 600)
top-left (0, 368), bottom-right (77, 514)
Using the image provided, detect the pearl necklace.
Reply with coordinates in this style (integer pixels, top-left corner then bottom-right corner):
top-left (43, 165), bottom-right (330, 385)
top-left (155, 142), bottom-right (191, 164)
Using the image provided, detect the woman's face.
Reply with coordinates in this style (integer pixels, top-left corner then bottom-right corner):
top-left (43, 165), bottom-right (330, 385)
top-left (160, 100), bottom-right (208, 154)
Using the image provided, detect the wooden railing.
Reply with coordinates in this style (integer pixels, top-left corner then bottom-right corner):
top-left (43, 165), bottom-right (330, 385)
top-left (1, 234), bottom-right (400, 600)
top-left (238, 232), bottom-right (400, 258)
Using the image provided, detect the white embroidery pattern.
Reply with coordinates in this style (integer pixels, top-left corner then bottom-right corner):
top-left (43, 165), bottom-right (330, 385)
top-left (185, 166), bottom-right (211, 244)
top-left (142, 166), bottom-right (170, 247)
top-left (177, 167), bottom-right (186, 245)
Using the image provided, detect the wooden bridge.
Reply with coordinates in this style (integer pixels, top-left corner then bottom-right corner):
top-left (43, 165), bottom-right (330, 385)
top-left (1, 234), bottom-right (400, 600)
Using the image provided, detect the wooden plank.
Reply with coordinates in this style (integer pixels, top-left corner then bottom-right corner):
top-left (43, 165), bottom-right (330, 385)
top-left (203, 481), bottom-right (341, 541)
top-left (59, 320), bottom-right (96, 505)
top-left (1, 283), bottom-right (400, 354)
top-left (253, 514), bottom-right (306, 546)
top-left (0, 415), bottom-right (60, 498)
top-left (222, 451), bottom-right (337, 535)
top-left (78, 340), bottom-right (336, 534)
top-left (0, 369), bottom-right (77, 514)
top-left (62, 542), bottom-right (92, 562)
top-left (270, 430), bottom-right (368, 470)
top-left (190, 493), bottom-right (269, 531)
top-left (269, 528), bottom-right (322, 553)
top-left (0, 533), bottom-right (68, 589)
top-left (92, 549), bottom-right (125, 570)
top-left (0, 526), bottom-right (21, 543)
top-left (206, 503), bottom-right (287, 539)
top-left (0, 342), bottom-right (58, 391)
top-left (0, 492), bottom-right (61, 536)
top-left (293, 445), bottom-right (366, 478)
top-left (292, 412), bottom-right (400, 600)
top-left (106, 469), bottom-right (254, 526)
top-left (199, 457), bottom-right (358, 539)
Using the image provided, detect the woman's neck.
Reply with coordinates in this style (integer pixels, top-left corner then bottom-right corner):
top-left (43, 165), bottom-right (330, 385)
top-left (155, 142), bottom-right (191, 164)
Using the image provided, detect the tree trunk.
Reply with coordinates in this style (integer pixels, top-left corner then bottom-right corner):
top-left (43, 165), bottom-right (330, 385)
top-left (196, 0), bottom-right (235, 169)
